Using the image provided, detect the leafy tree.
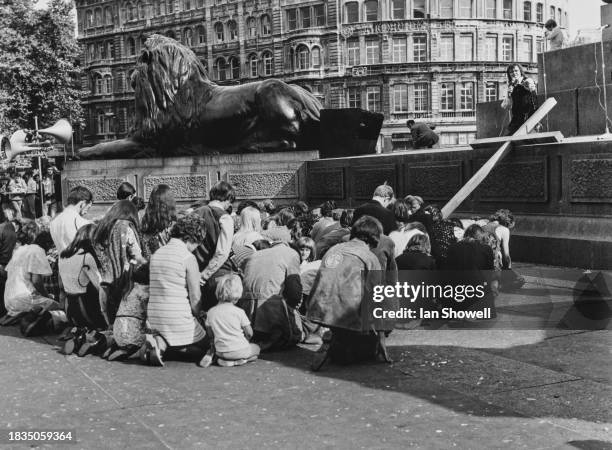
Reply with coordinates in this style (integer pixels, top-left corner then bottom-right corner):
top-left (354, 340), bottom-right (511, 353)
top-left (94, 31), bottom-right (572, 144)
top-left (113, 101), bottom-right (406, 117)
top-left (0, 0), bottom-right (83, 135)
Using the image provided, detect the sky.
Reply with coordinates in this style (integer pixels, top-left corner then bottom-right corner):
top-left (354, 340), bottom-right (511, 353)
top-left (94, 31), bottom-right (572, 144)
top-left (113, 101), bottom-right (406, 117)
top-left (566, 0), bottom-right (603, 37)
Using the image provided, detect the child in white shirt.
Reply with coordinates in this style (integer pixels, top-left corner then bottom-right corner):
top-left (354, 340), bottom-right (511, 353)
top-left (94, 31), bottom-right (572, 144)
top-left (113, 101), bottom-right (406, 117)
top-left (202, 274), bottom-right (260, 367)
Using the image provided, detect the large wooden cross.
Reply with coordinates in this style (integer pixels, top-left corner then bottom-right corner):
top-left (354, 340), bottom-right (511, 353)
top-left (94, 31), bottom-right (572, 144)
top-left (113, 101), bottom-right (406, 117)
top-left (441, 97), bottom-right (559, 219)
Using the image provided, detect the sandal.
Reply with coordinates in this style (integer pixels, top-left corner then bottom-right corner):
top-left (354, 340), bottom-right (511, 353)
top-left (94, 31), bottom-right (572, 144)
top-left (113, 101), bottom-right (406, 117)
top-left (77, 331), bottom-right (107, 357)
top-left (143, 334), bottom-right (164, 367)
top-left (62, 328), bottom-right (87, 355)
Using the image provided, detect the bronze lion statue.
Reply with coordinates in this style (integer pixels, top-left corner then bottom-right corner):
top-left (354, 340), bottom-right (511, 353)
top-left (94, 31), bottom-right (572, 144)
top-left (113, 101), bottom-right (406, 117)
top-left (79, 34), bottom-right (322, 159)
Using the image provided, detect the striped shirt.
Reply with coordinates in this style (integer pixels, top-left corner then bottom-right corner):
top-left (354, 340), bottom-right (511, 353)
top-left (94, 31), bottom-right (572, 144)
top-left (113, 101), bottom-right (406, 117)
top-left (147, 238), bottom-right (205, 346)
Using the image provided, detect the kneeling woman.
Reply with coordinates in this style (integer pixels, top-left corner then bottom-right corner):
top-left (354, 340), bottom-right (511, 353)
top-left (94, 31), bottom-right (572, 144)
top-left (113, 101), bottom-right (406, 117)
top-left (307, 215), bottom-right (395, 371)
top-left (144, 214), bottom-right (209, 366)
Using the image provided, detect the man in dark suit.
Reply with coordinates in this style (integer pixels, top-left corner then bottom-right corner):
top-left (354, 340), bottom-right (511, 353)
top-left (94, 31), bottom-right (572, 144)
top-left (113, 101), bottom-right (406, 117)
top-left (353, 184), bottom-right (397, 235)
top-left (407, 119), bottom-right (439, 149)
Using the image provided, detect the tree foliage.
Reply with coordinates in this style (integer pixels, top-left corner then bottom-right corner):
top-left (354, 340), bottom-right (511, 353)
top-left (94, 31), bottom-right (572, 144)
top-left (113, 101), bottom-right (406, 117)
top-left (0, 0), bottom-right (83, 134)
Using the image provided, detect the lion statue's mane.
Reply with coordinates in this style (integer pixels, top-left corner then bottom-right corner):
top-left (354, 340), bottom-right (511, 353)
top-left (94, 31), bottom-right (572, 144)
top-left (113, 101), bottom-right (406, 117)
top-left (79, 34), bottom-right (322, 158)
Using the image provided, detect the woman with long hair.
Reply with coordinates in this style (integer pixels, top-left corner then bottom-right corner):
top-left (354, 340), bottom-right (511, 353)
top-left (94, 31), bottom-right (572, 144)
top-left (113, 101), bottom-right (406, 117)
top-left (389, 200), bottom-right (425, 258)
top-left (233, 205), bottom-right (263, 247)
top-left (94, 200), bottom-right (145, 325)
top-left (140, 184), bottom-right (177, 258)
top-left (59, 223), bottom-right (108, 354)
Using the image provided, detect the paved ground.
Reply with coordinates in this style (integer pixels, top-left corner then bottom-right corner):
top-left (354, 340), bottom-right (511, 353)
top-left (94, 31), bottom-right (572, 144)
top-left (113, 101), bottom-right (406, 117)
top-left (0, 264), bottom-right (610, 449)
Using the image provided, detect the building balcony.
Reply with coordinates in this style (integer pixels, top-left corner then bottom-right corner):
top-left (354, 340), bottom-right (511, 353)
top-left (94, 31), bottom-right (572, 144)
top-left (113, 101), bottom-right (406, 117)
top-left (389, 110), bottom-right (476, 122)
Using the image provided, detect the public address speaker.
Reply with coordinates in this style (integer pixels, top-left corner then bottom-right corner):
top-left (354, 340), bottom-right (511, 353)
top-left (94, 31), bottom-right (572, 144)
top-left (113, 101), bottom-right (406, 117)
top-left (319, 108), bottom-right (384, 158)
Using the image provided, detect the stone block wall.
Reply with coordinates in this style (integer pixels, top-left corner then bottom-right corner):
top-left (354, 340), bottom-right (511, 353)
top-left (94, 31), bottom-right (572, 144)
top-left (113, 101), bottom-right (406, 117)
top-left (62, 151), bottom-right (318, 217)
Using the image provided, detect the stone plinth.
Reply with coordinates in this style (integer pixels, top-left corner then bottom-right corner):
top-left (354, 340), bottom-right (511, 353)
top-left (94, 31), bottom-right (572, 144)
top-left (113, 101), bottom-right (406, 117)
top-left (306, 141), bottom-right (612, 269)
top-left (63, 151), bottom-right (319, 217)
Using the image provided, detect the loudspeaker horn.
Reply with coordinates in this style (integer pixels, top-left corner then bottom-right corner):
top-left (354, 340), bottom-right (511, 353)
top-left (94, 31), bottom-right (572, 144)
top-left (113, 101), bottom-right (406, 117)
top-left (38, 119), bottom-right (72, 144)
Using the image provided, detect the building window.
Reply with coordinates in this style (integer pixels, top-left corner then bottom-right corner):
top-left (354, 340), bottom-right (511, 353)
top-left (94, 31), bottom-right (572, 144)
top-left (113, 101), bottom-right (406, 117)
top-left (413, 0), bottom-right (426, 18)
top-left (183, 0), bottom-right (191, 10)
top-left (392, 36), bottom-right (407, 63)
top-left (366, 86), bottom-right (381, 112)
top-left (248, 17), bottom-right (258, 36)
top-left (536, 3), bottom-right (543, 22)
top-left (413, 35), bottom-right (427, 62)
top-left (485, 0), bottom-right (496, 18)
top-left (486, 35), bottom-right (497, 61)
top-left (97, 112), bottom-right (107, 135)
top-left (364, 0), bottom-right (378, 21)
top-left (300, 7), bottom-right (311, 28)
top-left (345, 2), bottom-right (359, 23)
top-left (105, 6), bottom-right (113, 24)
top-left (261, 51), bottom-right (273, 75)
top-left (485, 82), bottom-right (498, 102)
top-left (107, 41), bottom-right (114, 58)
top-left (503, 0), bottom-right (512, 19)
top-left (522, 36), bottom-right (533, 62)
top-left (86, 10), bottom-right (93, 27)
top-left (183, 28), bottom-right (193, 46)
top-left (94, 8), bottom-right (101, 25)
top-left (197, 25), bottom-right (205, 44)
top-left (138, 1), bottom-right (145, 19)
top-left (458, 34), bottom-right (473, 61)
top-left (197, 0), bottom-right (203, 7)
top-left (414, 83), bottom-right (428, 112)
top-left (393, 84), bottom-right (408, 112)
top-left (214, 22), bottom-right (224, 42)
top-left (312, 47), bottom-right (321, 68)
top-left (536, 37), bottom-right (544, 54)
top-left (166, 30), bottom-right (176, 39)
top-left (440, 82), bottom-right (454, 110)
top-left (99, 42), bottom-right (106, 59)
top-left (439, 0), bottom-right (452, 18)
top-left (549, 5), bottom-right (555, 20)
top-left (249, 54), bottom-right (258, 77)
top-left (88, 44), bottom-right (95, 61)
top-left (365, 37), bottom-right (379, 64)
top-left (523, 1), bottom-right (532, 21)
top-left (104, 75), bottom-right (113, 94)
top-left (228, 57), bottom-right (240, 79)
top-left (127, 37), bottom-right (136, 56)
top-left (214, 58), bottom-right (226, 81)
top-left (439, 34), bottom-right (454, 60)
top-left (502, 35), bottom-right (514, 61)
top-left (260, 14), bottom-right (271, 35)
top-left (287, 9), bottom-right (297, 30)
top-left (347, 38), bottom-right (360, 65)
top-left (558, 8), bottom-right (562, 25)
top-left (296, 45), bottom-right (309, 69)
top-left (458, 0), bottom-right (472, 18)
top-left (347, 87), bottom-right (361, 108)
top-left (391, 0), bottom-right (405, 20)
top-left (459, 82), bottom-right (474, 110)
top-left (167, 0), bottom-right (173, 14)
top-left (314, 5), bottom-right (325, 26)
top-left (228, 20), bottom-right (238, 41)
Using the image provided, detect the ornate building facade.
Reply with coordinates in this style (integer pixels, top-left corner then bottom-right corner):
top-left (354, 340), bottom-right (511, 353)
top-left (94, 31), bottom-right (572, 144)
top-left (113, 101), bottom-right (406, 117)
top-left (76, 0), bottom-right (568, 150)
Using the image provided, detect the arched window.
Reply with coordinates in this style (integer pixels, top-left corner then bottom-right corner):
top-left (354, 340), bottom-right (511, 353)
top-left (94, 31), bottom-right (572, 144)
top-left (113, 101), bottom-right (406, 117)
top-left (105, 6), bottom-right (113, 24)
top-left (312, 46), bottom-right (321, 68)
top-left (94, 74), bottom-right (103, 94)
top-left (128, 3), bottom-right (136, 20)
top-left (296, 45), bottom-right (310, 70)
top-left (88, 43), bottom-right (95, 61)
top-left (364, 0), bottom-right (378, 21)
top-left (214, 22), bottom-right (224, 43)
top-left (549, 5), bottom-right (555, 20)
top-left (104, 75), bottom-right (113, 94)
top-left (184, 0), bottom-right (192, 10)
top-left (167, 0), bottom-right (174, 14)
top-left (260, 14), bottom-right (271, 35)
top-left (166, 30), bottom-right (176, 39)
top-left (458, 0), bottom-right (472, 18)
top-left (138, 1), bottom-right (145, 19)
top-left (262, 51), bottom-right (273, 75)
top-left (523, 1), bottom-right (531, 21)
top-left (99, 42), bottom-right (106, 59)
top-left (196, 25), bottom-right (206, 44)
top-left (440, 0), bottom-right (452, 18)
top-left (345, 2), bottom-right (358, 23)
top-left (94, 8), bottom-right (102, 25)
top-left (214, 58), bottom-right (226, 81)
top-left (228, 20), bottom-right (238, 40)
top-left (247, 17), bottom-right (257, 38)
top-left (536, 2), bottom-right (543, 22)
top-left (107, 41), bottom-right (114, 58)
top-left (86, 10), bottom-right (94, 27)
top-left (183, 28), bottom-right (193, 45)
top-left (248, 54), bottom-right (258, 77)
top-left (228, 57), bottom-right (240, 79)
top-left (127, 37), bottom-right (136, 56)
